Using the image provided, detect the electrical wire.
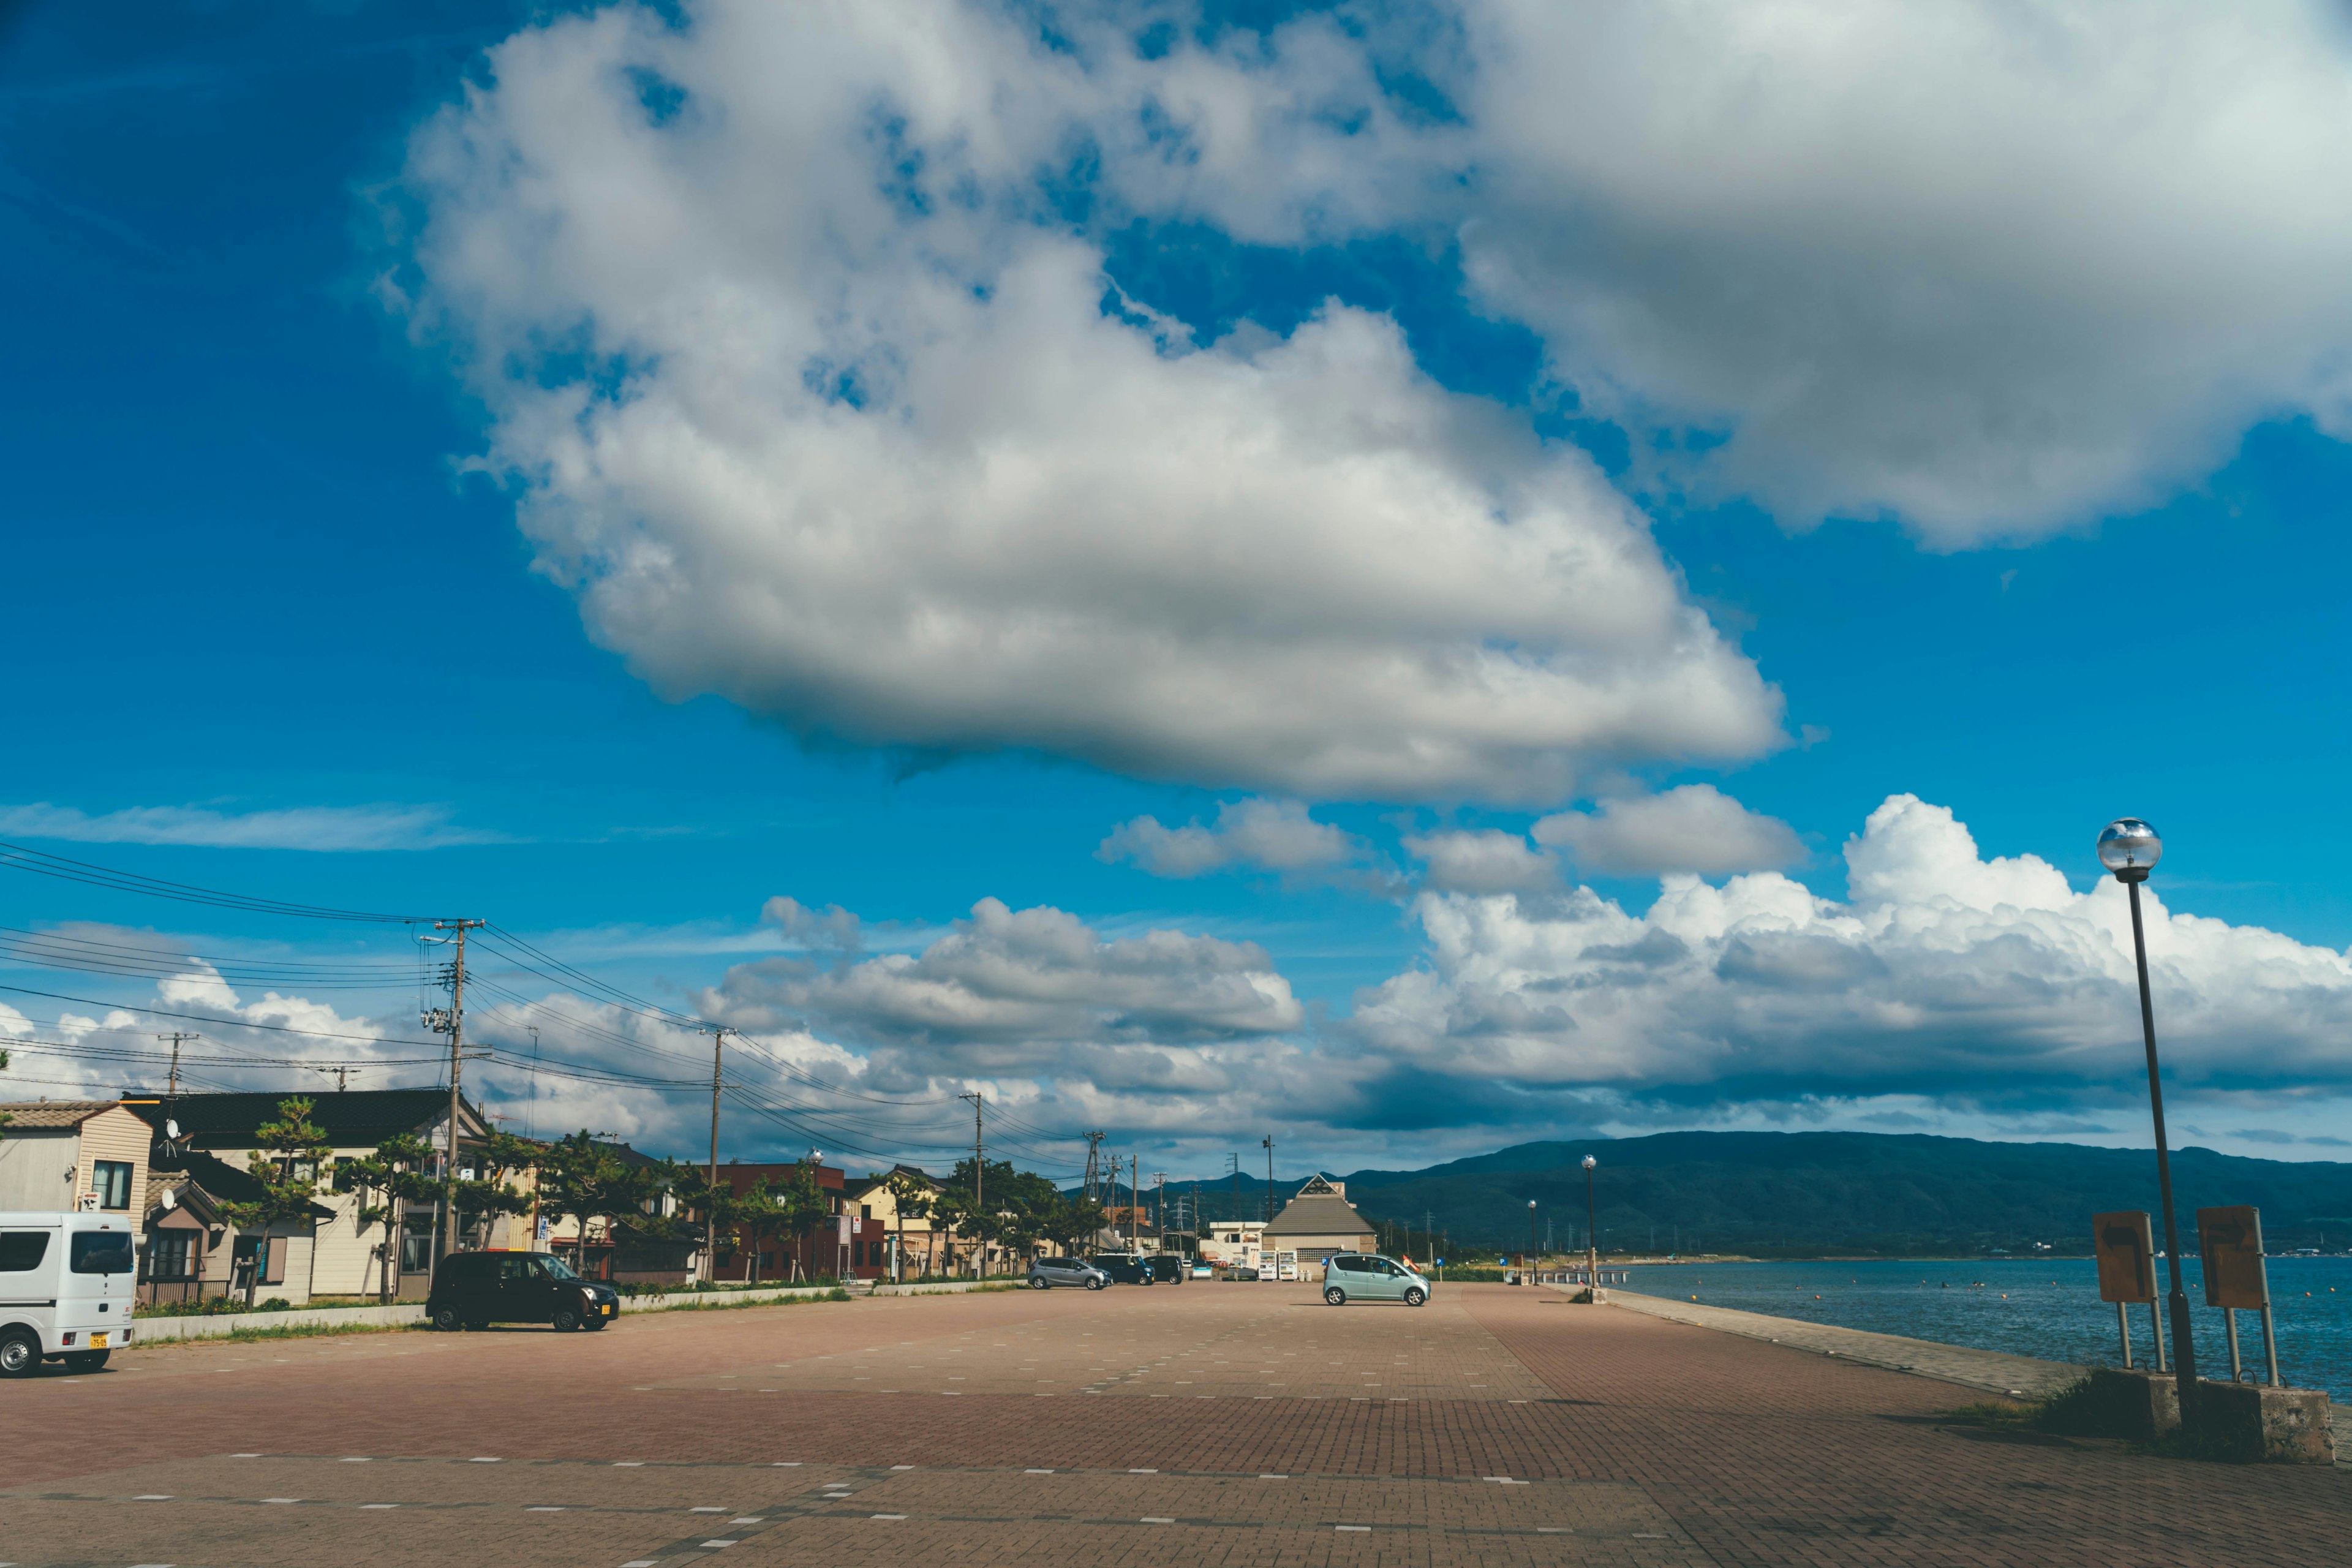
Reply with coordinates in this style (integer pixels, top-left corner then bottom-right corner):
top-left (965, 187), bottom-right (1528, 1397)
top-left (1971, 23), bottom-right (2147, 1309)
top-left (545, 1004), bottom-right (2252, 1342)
top-left (0, 982), bottom-right (442, 1047)
top-left (0, 840), bottom-right (429, 923)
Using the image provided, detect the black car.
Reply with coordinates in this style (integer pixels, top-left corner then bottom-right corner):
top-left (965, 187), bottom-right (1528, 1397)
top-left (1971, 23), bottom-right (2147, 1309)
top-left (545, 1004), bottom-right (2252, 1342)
top-left (428, 1251), bottom-right (619, 1332)
top-left (1087, 1251), bottom-right (1153, 1284)
top-left (1142, 1254), bottom-right (1188, 1284)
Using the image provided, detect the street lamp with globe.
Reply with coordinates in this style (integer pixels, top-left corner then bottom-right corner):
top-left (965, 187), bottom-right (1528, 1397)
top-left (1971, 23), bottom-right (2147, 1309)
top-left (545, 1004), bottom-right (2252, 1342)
top-left (1582, 1156), bottom-right (1599, 1287)
top-left (1526, 1199), bottom-right (1538, 1284)
top-left (2100, 817), bottom-right (2198, 1409)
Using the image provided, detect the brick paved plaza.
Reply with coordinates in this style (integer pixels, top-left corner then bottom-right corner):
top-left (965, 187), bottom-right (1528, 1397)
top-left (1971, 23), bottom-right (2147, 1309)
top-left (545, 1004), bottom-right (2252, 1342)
top-left (0, 1283), bottom-right (2339, 1567)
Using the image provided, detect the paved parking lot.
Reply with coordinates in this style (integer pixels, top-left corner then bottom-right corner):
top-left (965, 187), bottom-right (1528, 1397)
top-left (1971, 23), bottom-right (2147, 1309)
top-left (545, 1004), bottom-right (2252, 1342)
top-left (0, 1282), bottom-right (2340, 1567)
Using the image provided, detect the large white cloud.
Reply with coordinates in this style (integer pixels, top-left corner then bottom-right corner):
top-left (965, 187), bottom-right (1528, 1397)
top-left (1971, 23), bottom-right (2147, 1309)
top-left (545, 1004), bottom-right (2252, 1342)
top-left (1352, 794), bottom-right (2352, 1100)
top-left (1447, 0), bottom-right (2352, 541)
top-left (708, 896), bottom-right (1299, 1074)
top-left (393, 0), bottom-right (1780, 804)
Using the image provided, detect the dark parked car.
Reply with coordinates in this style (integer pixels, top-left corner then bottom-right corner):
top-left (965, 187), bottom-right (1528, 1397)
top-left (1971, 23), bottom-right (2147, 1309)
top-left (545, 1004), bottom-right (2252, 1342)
top-left (1027, 1256), bottom-right (1110, 1290)
top-left (1087, 1251), bottom-right (1153, 1284)
top-left (1142, 1254), bottom-right (1188, 1284)
top-left (428, 1251), bottom-right (619, 1332)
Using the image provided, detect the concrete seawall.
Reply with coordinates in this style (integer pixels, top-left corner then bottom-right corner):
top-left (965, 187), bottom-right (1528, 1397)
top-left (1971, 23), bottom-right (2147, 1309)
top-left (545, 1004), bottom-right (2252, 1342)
top-left (1578, 1284), bottom-right (2086, 1398)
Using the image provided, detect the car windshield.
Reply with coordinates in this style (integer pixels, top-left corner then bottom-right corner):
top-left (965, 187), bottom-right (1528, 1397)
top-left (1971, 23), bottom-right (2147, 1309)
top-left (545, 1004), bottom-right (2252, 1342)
top-left (540, 1254), bottom-right (580, 1281)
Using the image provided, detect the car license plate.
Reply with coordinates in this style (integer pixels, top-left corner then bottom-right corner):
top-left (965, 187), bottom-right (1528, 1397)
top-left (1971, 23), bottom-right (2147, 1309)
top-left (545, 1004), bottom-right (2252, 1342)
top-left (88, 1333), bottom-right (108, 1348)
top-left (600, 1303), bottom-right (614, 1315)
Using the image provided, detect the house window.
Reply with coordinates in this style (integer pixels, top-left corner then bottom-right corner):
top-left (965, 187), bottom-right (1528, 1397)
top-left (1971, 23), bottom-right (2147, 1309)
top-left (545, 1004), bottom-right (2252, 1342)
top-left (149, 1231), bottom-right (195, 1281)
top-left (401, 1211), bottom-right (435, 1273)
top-left (92, 1161), bottom-right (134, 1211)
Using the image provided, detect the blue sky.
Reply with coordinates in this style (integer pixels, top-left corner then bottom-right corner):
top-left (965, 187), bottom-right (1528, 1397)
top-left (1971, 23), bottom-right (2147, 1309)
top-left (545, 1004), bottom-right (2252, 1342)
top-left (5, 1), bottom-right (2352, 1182)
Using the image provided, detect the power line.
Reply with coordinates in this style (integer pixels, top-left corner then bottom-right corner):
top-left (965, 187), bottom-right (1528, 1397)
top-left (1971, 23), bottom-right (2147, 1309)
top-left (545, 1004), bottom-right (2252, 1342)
top-left (0, 981), bottom-right (442, 1046)
top-left (0, 839), bottom-right (428, 922)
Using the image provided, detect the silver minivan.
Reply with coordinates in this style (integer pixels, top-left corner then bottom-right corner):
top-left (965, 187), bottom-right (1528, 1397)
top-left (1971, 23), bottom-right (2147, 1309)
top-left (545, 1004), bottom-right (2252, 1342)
top-left (1321, 1252), bottom-right (1431, 1307)
top-left (1027, 1256), bottom-right (1110, 1291)
top-left (0, 1210), bottom-right (137, 1376)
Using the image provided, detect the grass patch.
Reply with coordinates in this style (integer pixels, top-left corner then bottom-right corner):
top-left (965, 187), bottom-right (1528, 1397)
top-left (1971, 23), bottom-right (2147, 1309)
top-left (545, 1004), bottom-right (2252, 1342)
top-left (134, 1320), bottom-right (433, 1346)
top-left (647, 1288), bottom-right (853, 1312)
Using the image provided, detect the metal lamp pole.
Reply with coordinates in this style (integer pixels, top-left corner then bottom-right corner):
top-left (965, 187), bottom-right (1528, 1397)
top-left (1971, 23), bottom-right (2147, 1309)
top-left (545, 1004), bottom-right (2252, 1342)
top-left (1583, 1156), bottom-right (1598, 1286)
top-left (2100, 818), bottom-right (2198, 1412)
top-left (1527, 1199), bottom-right (1537, 1284)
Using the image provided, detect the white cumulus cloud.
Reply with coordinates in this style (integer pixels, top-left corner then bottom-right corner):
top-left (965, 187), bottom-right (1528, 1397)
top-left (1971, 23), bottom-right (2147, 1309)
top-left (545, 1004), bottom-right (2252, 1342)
top-left (1100, 797), bottom-right (1373, 881)
top-left (706, 897), bottom-right (1302, 1095)
top-left (1533, 785), bottom-right (1805, 876)
top-left (1446, 0), bottom-right (2352, 541)
top-left (1352, 794), bottom-right (2352, 1102)
top-left (1403, 827), bottom-right (1559, 894)
top-left (393, 0), bottom-right (1781, 804)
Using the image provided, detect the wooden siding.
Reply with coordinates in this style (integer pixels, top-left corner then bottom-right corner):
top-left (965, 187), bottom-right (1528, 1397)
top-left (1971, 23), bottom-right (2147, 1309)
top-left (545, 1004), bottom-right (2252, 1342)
top-left (74, 1106), bottom-right (152, 1217)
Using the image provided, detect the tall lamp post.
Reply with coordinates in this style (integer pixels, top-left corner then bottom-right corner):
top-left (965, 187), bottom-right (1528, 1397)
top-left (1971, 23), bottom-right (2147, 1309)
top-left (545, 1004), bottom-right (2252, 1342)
top-left (2100, 817), bottom-right (2198, 1411)
top-left (1527, 1199), bottom-right (1538, 1283)
top-left (1582, 1156), bottom-right (1598, 1286)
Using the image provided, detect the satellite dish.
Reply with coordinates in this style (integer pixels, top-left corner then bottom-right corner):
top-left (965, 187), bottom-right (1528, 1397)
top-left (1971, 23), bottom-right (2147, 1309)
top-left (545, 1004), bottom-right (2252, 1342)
top-left (165, 1119), bottom-right (181, 1140)
top-left (161, 1188), bottom-right (178, 1211)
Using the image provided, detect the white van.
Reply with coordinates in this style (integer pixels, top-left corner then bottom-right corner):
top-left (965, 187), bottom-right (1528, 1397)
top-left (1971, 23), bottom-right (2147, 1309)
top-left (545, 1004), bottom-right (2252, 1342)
top-left (0, 1211), bottom-right (137, 1378)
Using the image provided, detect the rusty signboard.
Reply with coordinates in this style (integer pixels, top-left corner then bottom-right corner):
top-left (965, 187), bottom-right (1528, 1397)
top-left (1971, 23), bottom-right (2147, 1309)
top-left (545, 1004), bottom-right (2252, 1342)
top-left (2196, 1205), bottom-right (2269, 1310)
top-left (2092, 1210), bottom-right (2157, 1303)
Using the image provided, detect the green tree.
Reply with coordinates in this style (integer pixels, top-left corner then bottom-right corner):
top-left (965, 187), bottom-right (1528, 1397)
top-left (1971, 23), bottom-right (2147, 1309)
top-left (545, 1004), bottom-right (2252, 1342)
top-left (451, 1128), bottom-right (539, 1250)
top-left (533, 1132), bottom-right (655, 1279)
top-left (665, 1161), bottom-right (751, 1283)
top-left (885, 1168), bottom-right (935, 1279)
top-left (333, 1131), bottom-right (435, 1305)
top-left (218, 1096), bottom-right (333, 1306)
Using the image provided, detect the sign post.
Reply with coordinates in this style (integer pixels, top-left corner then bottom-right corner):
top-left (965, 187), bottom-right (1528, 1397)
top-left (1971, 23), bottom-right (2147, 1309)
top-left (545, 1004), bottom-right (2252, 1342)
top-left (2196, 1205), bottom-right (2276, 1387)
top-left (2093, 1210), bottom-right (2161, 1371)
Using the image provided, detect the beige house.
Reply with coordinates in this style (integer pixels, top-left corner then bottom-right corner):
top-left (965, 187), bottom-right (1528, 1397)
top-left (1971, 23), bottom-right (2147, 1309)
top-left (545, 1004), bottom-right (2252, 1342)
top-left (0, 1100), bottom-right (151, 1217)
top-left (840, 1165), bottom-right (949, 1280)
top-left (140, 1150), bottom-right (338, 1306)
top-left (1262, 1175), bottom-right (1377, 1275)
top-left (126, 1088), bottom-right (499, 1300)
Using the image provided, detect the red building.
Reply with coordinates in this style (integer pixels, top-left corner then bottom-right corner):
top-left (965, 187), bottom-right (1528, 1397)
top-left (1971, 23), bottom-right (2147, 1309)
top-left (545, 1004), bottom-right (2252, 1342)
top-left (707, 1160), bottom-right (888, 1283)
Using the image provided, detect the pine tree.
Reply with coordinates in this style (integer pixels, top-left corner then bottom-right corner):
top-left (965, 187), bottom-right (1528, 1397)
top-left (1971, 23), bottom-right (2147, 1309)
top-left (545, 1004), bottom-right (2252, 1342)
top-left (334, 1132), bottom-right (435, 1305)
top-left (219, 1096), bottom-right (333, 1306)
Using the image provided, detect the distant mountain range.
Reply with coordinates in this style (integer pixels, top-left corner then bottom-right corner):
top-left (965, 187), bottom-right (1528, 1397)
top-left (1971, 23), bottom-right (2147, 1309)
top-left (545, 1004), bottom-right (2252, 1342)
top-left (1104, 1132), bottom-right (2352, 1257)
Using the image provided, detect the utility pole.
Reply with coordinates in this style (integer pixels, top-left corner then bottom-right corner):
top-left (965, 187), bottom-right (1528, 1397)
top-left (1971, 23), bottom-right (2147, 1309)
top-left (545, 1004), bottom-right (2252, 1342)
top-left (704, 1026), bottom-right (732, 1285)
top-left (155, 1031), bottom-right (197, 1109)
top-left (1083, 1130), bottom-right (1106, 1208)
top-left (959, 1091), bottom-right (984, 1275)
top-left (1130, 1155), bottom-right (1140, 1248)
top-left (1261, 1136), bottom-right (1274, 1224)
top-left (426, 919), bottom-right (484, 1268)
top-left (1226, 1153), bottom-right (1239, 1229)
top-left (1152, 1172), bottom-right (1167, 1248)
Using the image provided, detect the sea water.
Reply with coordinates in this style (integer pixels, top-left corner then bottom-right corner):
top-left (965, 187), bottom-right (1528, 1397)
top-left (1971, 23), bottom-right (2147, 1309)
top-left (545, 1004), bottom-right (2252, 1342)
top-left (1613, 1256), bottom-right (2352, 1400)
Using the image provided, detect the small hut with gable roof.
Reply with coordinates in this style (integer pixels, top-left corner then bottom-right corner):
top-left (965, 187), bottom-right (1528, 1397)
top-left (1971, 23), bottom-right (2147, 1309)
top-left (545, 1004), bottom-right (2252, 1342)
top-left (1262, 1174), bottom-right (1376, 1270)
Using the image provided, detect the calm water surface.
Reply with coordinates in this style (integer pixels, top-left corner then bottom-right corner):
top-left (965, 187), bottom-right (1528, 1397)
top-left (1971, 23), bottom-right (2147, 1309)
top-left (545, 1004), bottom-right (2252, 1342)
top-left (1611, 1257), bottom-right (2352, 1400)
